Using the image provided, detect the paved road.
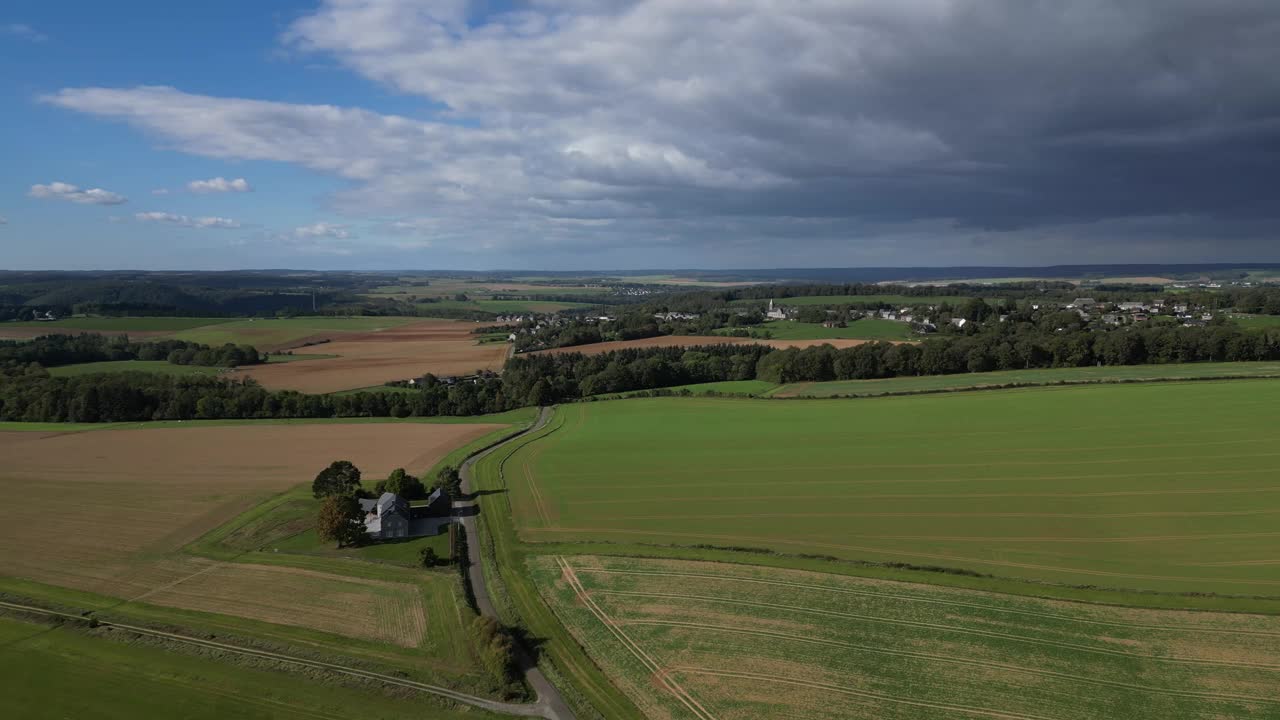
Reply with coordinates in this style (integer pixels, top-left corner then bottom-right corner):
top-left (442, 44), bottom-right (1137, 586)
top-left (457, 407), bottom-right (576, 720)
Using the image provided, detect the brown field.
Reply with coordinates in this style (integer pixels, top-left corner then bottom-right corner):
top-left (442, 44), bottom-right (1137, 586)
top-left (138, 562), bottom-right (429, 647)
top-left (530, 335), bottom-right (900, 356)
top-left (234, 319), bottom-right (511, 393)
top-left (0, 422), bottom-right (501, 604)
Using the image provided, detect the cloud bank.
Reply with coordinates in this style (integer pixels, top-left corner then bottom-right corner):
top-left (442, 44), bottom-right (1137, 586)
top-left (135, 211), bottom-right (240, 228)
top-left (187, 176), bottom-right (251, 193)
top-left (40, 1), bottom-right (1280, 264)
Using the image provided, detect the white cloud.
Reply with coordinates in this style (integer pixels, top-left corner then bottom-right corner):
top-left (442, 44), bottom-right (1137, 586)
top-left (135, 211), bottom-right (240, 228)
top-left (294, 222), bottom-right (351, 239)
top-left (3, 23), bottom-right (46, 42)
top-left (29, 182), bottom-right (127, 206)
top-left (187, 176), bottom-right (251, 193)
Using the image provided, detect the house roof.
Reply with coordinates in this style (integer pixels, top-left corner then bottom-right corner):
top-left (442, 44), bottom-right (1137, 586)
top-left (377, 492), bottom-right (409, 516)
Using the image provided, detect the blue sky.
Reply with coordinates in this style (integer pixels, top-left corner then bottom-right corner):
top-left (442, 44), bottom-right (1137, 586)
top-left (4, 2), bottom-right (1280, 270)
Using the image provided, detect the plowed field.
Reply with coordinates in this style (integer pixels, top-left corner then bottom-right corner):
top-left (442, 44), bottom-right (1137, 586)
top-left (233, 319), bottom-right (511, 392)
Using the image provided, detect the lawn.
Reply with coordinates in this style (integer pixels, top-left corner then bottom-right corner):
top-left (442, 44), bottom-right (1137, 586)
top-left (506, 381), bottom-right (1280, 595)
top-left (0, 616), bottom-right (502, 720)
top-left (742, 318), bottom-right (914, 340)
top-left (533, 555), bottom-right (1280, 720)
top-left (772, 361), bottom-right (1280, 397)
top-left (46, 360), bottom-right (225, 378)
top-left (1, 317), bottom-right (234, 332)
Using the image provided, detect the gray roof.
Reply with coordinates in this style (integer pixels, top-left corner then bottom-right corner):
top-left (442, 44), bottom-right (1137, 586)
top-left (376, 492), bottom-right (409, 517)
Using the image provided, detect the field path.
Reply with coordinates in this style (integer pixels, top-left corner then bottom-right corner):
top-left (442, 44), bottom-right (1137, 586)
top-left (458, 408), bottom-right (576, 720)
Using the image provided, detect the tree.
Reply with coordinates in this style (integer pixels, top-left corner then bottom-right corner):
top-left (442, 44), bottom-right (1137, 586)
top-left (381, 467), bottom-right (427, 499)
top-left (316, 495), bottom-right (365, 548)
top-left (312, 460), bottom-right (362, 499)
top-left (419, 546), bottom-right (445, 567)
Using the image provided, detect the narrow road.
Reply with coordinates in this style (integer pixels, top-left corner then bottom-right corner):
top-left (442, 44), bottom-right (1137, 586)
top-left (457, 407), bottom-right (576, 720)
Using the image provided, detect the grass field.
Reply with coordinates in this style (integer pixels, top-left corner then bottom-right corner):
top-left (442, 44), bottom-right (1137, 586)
top-left (601, 380), bottom-right (780, 398)
top-left (533, 555), bottom-right (1280, 720)
top-left (47, 360), bottom-right (226, 378)
top-left (421, 299), bottom-right (599, 313)
top-left (772, 361), bottom-right (1280, 397)
top-left (742, 318), bottom-right (914, 340)
top-left (0, 616), bottom-right (501, 720)
top-left (733, 294), bottom-right (974, 306)
top-left (167, 316), bottom-right (423, 350)
top-left (1232, 314), bottom-right (1280, 330)
top-left (506, 382), bottom-right (1280, 594)
top-left (1, 317), bottom-right (234, 332)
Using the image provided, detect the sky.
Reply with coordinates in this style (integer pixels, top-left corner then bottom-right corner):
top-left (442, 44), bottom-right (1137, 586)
top-left (3, 1), bottom-right (1279, 271)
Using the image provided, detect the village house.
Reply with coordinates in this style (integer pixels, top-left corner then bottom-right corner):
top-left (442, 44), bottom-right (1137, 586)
top-left (360, 492), bottom-right (410, 540)
top-left (1067, 298), bottom-right (1097, 309)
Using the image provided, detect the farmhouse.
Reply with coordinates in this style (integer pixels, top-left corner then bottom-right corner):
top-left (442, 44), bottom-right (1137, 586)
top-left (360, 492), bottom-right (411, 540)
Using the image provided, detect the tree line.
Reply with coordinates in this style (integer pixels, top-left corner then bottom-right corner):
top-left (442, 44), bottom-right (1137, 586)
top-left (3, 321), bottom-right (1280, 423)
top-left (0, 333), bottom-right (262, 368)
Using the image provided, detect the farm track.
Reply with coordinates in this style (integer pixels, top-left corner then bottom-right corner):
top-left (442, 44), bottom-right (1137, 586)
top-left (556, 557), bottom-right (716, 720)
top-left (0, 599), bottom-right (552, 717)
top-left (579, 568), bottom-right (1280, 638)
top-left (594, 589), bottom-right (1280, 671)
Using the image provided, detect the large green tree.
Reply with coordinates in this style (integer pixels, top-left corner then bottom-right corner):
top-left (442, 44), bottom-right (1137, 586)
top-left (375, 467), bottom-right (427, 499)
top-left (312, 460), bottom-right (362, 499)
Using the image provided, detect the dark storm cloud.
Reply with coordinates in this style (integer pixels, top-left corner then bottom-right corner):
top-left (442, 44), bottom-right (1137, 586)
top-left (45, 1), bottom-right (1280, 264)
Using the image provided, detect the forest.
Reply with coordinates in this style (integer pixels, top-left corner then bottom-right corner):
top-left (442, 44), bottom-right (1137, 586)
top-left (0, 334), bottom-right (262, 369)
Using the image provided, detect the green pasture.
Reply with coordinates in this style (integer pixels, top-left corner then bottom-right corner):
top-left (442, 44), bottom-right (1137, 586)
top-left (744, 318), bottom-right (914, 340)
top-left (1, 317), bottom-right (234, 332)
top-left (167, 316), bottom-right (421, 348)
top-left (1232, 314), bottom-right (1280, 330)
top-left (422, 299), bottom-right (598, 313)
top-left (0, 616), bottom-right (500, 720)
top-left (46, 360), bottom-right (224, 378)
top-left (733, 294), bottom-right (974, 306)
top-left (533, 555), bottom-right (1280, 720)
top-left (509, 381), bottom-right (1280, 595)
top-left (601, 380), bottom-right (779, 398)
top-left (774, 361), bottom-right (1280, 397)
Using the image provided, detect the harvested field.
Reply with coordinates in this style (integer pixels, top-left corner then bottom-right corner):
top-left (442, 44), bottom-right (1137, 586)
top-left (508, 381), bottom-right (1280, 594)
top-left (0, 422), bottom-right (502, 599)
top-left (166, 315), bottom-right (423, 351)
top-left (139, 562), bottom-right (428, 647)
top-left (231, 319), bottom-right (511, 393)
top-left (530, 335), bottom-right (901, 356)
top-left (534, 555), bottom-right (1280, 720)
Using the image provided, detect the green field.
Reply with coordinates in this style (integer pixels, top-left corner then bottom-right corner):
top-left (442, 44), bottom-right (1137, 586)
top-left (532, 555), bottom-right (1280, 720)
top-left (773, 361), bottom-right (1280, 397)
top-left (168, 316), bottom-right (422, 348)
top-left (507, 382), bottom-right (1280, 594)
top-left (734, 294), bottom-right (973, 306)
top-left (46, 360), bottom-right (225, 378)
top-left (601, 380), bottom-right (780, 398)
top-left (422, 299), bottom-right (598, 313)
top-left (0, 615), bottom-right (499, 720)
top-left (1232, 314), bottom-right (1280, 330)
top-left (743, 318), bottom-right (914, 340)
top-left (2, 317), bottom-right (234, 332)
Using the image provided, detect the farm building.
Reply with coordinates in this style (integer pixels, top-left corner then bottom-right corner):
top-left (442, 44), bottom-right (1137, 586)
top-left (360, 492), bottom-right (410, 540)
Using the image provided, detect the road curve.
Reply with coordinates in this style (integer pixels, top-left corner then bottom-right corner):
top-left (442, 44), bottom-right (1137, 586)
top-left (458, 407), bottom-right (577, 720)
